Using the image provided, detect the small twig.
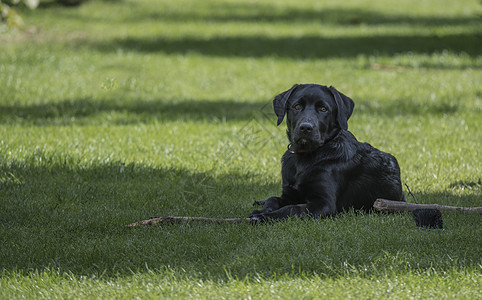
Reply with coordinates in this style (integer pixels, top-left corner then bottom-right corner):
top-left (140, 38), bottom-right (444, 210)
top-left (128, 199), bottom-right (482, 227)
top-left (127, 216), bottom-right (250, 227)
top-left (373, 199), bottom-right (482, 214)
top-left (404, 183), bottom-right (418, 204)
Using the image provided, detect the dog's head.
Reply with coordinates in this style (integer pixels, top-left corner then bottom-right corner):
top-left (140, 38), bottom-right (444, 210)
top-left (273, 84), bottom-right (354, 153)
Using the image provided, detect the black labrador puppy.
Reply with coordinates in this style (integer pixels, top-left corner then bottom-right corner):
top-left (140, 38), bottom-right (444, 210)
top-left (250, 84), bottom-right (404, 222)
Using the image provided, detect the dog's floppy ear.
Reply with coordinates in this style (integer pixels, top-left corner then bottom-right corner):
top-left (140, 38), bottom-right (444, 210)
top-left (273, 84), bottom-right (299, 126)
top-left (328, 86), bottom-right (354, 130)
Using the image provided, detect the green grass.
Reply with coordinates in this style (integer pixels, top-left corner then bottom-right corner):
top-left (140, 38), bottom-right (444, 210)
top-left (2, 269), bottom-right (480, 299)
top-left (1, 0), bottom-right (481, 298)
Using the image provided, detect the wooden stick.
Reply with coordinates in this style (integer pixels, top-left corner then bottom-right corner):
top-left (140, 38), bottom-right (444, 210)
top-left (127, 216), bottom-right (250, 227)
top-left (373, 199), bottom-right (482, 214)
top-left (127, 199), bottom-right (482, 227)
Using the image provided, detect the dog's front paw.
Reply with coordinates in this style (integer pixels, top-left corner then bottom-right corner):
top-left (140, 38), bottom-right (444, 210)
top-left (249, 209), bottom-right (262, 218)
top-left (248, 210), bottom-right (270, 224)
top-left (248, 214), bottom-right (267, 224)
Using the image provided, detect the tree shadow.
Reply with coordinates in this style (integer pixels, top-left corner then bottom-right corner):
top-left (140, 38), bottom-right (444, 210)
top-left (0, 95), bottom-right (464, 126)
top-left (1, 156), bottom-right (480, 278)
top-left (28, 2), bottom-right (481, 60)
top-left (90, 33), bottom-right (480, 59)
top-left (37, 0), bottom-right (122, 9)
top-left (0, 156), bottom-right (276, 276)
top-left (0, 98), bottom-right (274, 125)
top-left (59, 2), bottom-right (481, 27)
top-left (149, 5), bottom-right (481, 27)
top-left (67, 3), bottom-right (481, 59)
top-left (0, 156), bottom-right (266, 224)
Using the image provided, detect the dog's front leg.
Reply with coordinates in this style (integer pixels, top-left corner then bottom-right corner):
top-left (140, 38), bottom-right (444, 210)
top-left (252, 197), bottom-right (282, 212)
top-left (249, 204), bottom-right (309, 222)
top-left (305, 200), bottom-right (337, 218)
top-left (250, 197), bottom-right (283, 217)
top-left (251, 184), bottom-right (300, 216)
top-left (252, 199), bottom-right (336, 222)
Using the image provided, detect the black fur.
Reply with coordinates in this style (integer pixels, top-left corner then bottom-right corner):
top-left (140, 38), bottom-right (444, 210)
top-left (250, 84), bottom-right (404, 221)
top-left (412, 209), bottom-right (443, 229)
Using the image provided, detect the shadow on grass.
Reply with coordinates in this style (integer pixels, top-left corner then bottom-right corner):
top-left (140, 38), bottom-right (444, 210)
top-left (28, 2), bottom-right (481, 60)
top-left (0, 96), bottom-right (463, 126)
top-left (143, 5), bottom-right (481, 26)
top-left (37, 0), bottom-right (121, 9)
top-left (0, 98), bottom-right (272, 125)
top-left (1, 156), bottom-right (480, 278)
top-left (56, 2), bottom-right (481, 27)
top-left (0, 157), bottom-right (274, 275)
top-left (90, 33), bottom-right (481, 59)
top-left (0, 156), bottom-right (264, 225)
top-left (79, 3), bottom-right (480, 59)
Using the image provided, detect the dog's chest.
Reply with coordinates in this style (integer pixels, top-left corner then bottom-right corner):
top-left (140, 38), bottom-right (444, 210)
top-left (291, 157), bottom-right (326, 190)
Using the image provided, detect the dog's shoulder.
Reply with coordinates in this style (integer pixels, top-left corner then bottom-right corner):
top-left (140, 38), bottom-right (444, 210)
top-left (325, 130), bottom-right (358, 161)
top-left (342, 131), bottom-right (387, 156)
top-left (351, 136), bottom-right (400, 171)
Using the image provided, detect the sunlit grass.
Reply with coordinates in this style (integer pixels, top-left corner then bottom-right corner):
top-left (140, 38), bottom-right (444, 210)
top-left (1, 268), bottom-right (480, 299)
top-left (0, 0), bottom-right (481, 298)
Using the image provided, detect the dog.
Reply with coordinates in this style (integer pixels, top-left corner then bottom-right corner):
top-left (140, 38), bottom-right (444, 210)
top-left (250, 84), bottom-right (404, 222)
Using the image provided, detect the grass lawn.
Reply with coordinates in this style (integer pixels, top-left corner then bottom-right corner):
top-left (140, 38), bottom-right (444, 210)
top-left (1, 0), bottom-right (481, 298)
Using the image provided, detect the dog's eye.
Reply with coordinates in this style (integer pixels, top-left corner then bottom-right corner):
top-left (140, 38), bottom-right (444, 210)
top-left (319, 106), bottom-right (328, 112)
top-left (293, 104), bottom-right (303, 110)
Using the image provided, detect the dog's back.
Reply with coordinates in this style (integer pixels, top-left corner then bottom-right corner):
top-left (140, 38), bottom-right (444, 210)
top-left (334, 132), bottom-right (404, 212)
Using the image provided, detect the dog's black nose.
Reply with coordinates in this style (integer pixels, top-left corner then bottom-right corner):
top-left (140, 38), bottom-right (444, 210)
top-left (299, 122), bottom-right (313, 133)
